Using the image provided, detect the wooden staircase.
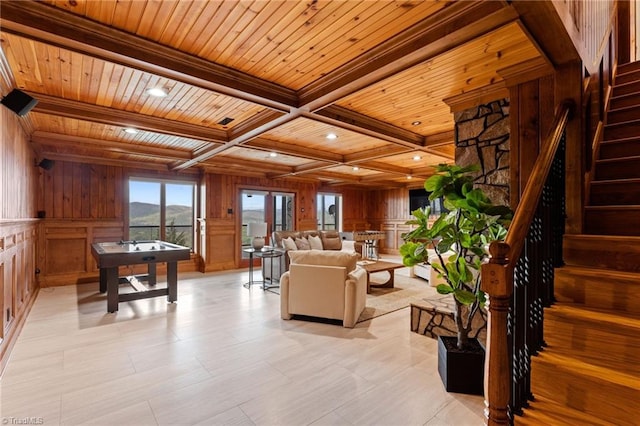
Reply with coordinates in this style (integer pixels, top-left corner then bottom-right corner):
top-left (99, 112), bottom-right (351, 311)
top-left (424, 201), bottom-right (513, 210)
top-left (516, 61), bottom-right (640, 425)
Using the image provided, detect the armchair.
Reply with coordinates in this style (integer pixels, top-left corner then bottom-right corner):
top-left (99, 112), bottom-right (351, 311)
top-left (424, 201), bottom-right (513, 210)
top-left (280, 250), bottom-right (366, 328)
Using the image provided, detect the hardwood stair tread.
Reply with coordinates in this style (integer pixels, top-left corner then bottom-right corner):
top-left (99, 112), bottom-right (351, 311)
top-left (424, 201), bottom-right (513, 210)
top-left (585, 205), bottom-right (640, 210)
top-left (556, 264), bottom-right (640, 281)
top-left (563, 234), bottom-right (640, 272)
top-left (533, 351), bottom-right (640, 390)
top-left (591, 177), bottom-right (640, 185)
top-left (514, 395), bottom-right (616, 426)
top-left (617, 61), bottom-right (640, 74)
top-left (595, 154), bottom-right (640, 164)
top-left (546, 303), bottom-right (640, 328)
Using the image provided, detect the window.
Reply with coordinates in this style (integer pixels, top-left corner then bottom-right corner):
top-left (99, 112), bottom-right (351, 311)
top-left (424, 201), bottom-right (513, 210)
top-left (272, 192), bottom-right (294, 232)
top-left (317, 193), bottom-right (341, 230)
top-left (241, 190), bottom-right (267, 249)
top-left (240, 190), bottom-right (295, 254)
top-left (129, 179), bottom-right (195, 249)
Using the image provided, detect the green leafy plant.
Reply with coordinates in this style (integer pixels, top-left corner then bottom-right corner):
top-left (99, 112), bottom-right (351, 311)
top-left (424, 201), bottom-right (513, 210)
top-left (401, 164), bottom-right (512, 350)
top-left (166, 219), bottom-right (188, 247)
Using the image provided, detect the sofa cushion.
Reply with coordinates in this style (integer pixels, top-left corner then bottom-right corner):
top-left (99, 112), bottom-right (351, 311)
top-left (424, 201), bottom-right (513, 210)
top-left (273, 231), bottom-right (301, 248)
top-left (282, 237), bottom-right (297, 251)
top-left (288, 249), bottom-right (358, 273)
top-left (295, 237), bottom-right (310, 250)
top-left (308, 234), bottom-right (323, 250)
top-left (320, 231), bottom-right (342, 250)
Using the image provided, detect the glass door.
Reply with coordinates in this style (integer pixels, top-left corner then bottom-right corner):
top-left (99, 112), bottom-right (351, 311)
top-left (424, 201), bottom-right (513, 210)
top-left (241, 190), bottom-right (267, 256)
top-left (272, 192), bottom-right (294, 233)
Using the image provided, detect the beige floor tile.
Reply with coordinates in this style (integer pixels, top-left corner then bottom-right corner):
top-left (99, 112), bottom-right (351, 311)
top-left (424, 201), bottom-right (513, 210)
top-left (2, 263), bottom-right (485, 426)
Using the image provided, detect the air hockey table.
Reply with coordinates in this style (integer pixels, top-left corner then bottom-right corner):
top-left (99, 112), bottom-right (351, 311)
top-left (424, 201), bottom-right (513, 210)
top-left (91, 240), bottom-right (191, 312)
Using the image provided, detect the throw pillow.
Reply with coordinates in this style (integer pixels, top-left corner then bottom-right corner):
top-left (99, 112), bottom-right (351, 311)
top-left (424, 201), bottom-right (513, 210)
top-left (308, 234), bottom-right (323, 250)
top-left (282, 237), bottom-right (297, 251)
top-left (288, 250), bottom-right (358, 272)
top-left (294, 237), bottom-right (310, 250)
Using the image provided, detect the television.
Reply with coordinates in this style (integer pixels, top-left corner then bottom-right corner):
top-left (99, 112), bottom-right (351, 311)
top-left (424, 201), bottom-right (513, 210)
top-left (409, 188), bottom-right (446, 216)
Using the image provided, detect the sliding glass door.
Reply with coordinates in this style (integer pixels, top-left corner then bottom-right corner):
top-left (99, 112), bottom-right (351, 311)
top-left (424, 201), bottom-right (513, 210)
top-left (240, 190), bottom-right (295, 259)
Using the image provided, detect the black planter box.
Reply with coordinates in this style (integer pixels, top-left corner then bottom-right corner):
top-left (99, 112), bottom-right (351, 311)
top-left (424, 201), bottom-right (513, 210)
top-left (437, 335), bottom-right (485, 395)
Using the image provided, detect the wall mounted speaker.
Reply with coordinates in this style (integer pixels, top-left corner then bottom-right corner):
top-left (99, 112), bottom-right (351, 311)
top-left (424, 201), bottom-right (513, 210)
top-left (38, 159), bottom-right (55, 170)
top-left (1, 89), bottom-right (38, 116)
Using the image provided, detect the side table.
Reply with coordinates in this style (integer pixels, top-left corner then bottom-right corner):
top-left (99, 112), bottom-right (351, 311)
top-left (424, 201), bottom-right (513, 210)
top-left (242, 247), bottom-right (284, 292)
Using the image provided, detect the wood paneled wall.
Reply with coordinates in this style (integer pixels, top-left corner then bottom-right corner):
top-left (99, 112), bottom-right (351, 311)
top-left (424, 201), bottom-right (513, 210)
top-left (0, 108), bottom-right (40, 372)
top-left (554, 0), bottom-right (616, 74)
top-left (38, 161), bottom-right (124, 220)
top-left (203, 174), bottom-right (321, 272)
top-left (1, 109), bottom-right (39, 219)
top-left (0, 221), bottom-right (38, 373)
top-left (363, 187), bottom-right (413, 254)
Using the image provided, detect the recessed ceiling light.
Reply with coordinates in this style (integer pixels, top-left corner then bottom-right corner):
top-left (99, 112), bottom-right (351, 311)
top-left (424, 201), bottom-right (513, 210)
top-left (326, 133), bottom-right (338, 140)
top-left (411, 121), bottom-right (421, 126)
top-left (407, 175), bottom-right (413, 179)
top-left (269, 152), bottom-right (278, 157)
top-left (413, 155), bottom-right (421, 161)
top-left (146, 87), bottom-right (168, 97)
top-left (353, 166), bottom-right (359, 171)
top-left (124, 128), bottom-right (138, 134)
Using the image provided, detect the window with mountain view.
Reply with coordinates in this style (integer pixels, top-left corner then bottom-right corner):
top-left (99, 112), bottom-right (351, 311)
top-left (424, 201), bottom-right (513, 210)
top-left (317, 193), bottom-right (341, 231)
top-left (129, 179), bottom-right (195, 249)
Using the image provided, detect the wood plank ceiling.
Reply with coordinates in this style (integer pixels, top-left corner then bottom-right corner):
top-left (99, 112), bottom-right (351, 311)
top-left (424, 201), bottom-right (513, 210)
top-left (0, 0), bottom-right (545, 188)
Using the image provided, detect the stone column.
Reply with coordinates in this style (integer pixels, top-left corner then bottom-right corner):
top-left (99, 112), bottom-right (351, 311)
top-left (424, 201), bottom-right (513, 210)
top-left (454, 99), bottom-right (510, 206)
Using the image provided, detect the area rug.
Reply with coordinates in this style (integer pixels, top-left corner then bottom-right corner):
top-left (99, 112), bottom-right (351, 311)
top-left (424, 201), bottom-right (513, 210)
top-left (356, 270), bottom-right (439, 323)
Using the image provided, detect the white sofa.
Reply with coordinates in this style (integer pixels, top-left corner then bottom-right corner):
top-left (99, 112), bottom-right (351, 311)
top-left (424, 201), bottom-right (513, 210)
top-left (411, 249), bottom-right (451, 287)
top-left (263, 230), bottom-right (360, 282)
top-left (280, 250), bottom-right (366, 328)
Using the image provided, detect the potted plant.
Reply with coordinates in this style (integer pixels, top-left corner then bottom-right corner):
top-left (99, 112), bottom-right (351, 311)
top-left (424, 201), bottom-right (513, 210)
top-left (400, 163), bottom-right (511, 395)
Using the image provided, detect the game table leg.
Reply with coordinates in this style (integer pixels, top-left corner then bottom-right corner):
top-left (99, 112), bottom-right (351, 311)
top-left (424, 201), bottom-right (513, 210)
top-left (147, 263), bottom-right (157, 286)
top-left (106, 267), bottom-right (119, 312)
top-left (99, 267), bottom-right (107, 293)
top-left (167, 261), bottom-right (177, 303)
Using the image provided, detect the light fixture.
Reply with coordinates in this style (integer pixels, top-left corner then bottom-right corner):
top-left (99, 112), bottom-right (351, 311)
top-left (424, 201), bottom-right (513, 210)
top-left (247, 222), bottom-right (268, 250)
top-left (413, 155), bottom-right (422, 161)
top-left (326, 132), bottom-right (338, 140)
top-left (269, 152), bottom-right (278, 157)
top-left (124, 128), bottom-right (138, 134)
top-left (353, 166), bottom-right (359, 171)
top-left (146, 87), bottom-right (168, 97)
top-left (407, 175), bottom-right (413, 179)
top-left (411, 121), bottom-right (421, 126)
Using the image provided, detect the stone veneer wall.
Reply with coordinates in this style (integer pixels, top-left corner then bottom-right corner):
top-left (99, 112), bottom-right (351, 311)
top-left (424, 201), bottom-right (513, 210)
top-left (455, 99), bottom-right (510, 206)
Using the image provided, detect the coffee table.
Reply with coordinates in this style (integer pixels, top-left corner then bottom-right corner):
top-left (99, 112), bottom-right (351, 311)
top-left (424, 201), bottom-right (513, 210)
top-left (358, 260), bottom-right (405, 294)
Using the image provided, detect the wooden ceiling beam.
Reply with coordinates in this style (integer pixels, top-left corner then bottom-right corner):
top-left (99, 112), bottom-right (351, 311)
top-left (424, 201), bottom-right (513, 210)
top-left (299, 2), bottom-right (519, 110)
top-left (36, 152), bottom-right (183, 172)
top-left (29, 93), bottom-right (227, 145)
top-left (31, 132), bottom-right (193, 161)
top-left (343, 145), bottom-right (413, 164)
top-left (0, 0), bottom-right (297, 111)
top-left (246, 137), bottom-right (344, 163)
top-left (312, 106), bottom-right (424, 148)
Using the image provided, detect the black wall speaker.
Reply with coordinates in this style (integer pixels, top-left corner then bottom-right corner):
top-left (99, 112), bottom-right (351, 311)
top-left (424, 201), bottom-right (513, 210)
top-left (38, 159), bottom-right (55, 170)
top-left (1, 89), bottom-right (38, 116)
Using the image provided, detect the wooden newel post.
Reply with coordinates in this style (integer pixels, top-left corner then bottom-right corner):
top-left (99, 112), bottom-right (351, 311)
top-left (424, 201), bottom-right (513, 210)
top-left (481, 241), bottom-right (512, 425)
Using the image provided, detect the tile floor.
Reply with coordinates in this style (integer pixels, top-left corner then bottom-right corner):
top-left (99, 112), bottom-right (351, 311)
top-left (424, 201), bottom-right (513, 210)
top-left (1, 265), bottom-right (485, 425)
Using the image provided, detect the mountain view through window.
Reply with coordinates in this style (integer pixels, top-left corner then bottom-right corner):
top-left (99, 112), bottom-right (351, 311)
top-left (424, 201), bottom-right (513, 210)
top-left (129, 180), bottom-right (194, 249)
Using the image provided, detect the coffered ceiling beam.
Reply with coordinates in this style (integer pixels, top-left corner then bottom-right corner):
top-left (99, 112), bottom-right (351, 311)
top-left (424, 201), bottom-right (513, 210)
top-left (29, 93), bottom-right (227, 145)
top-left (312, 106), bottom-right (424, 147)
top-left (298, 2), bottom-right (519, 110)
top-left (32, 132), bottom-right (193, 161)
top-left (343, 145), bottom-right (413, 164)
top-left (0, 0), bottom-right (297, 111)
top-left (246, 137), bottom-right (344, 163)
top-left (39, 152), bottom-right (188, 172)
top-left (171, 110), bottom-right (301, 170)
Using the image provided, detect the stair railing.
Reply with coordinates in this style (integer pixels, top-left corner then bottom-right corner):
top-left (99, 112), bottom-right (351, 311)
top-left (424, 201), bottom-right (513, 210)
top-left (481, 99), bottom-right (575, 425)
